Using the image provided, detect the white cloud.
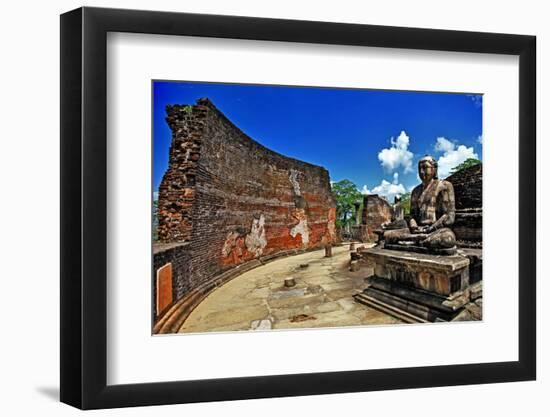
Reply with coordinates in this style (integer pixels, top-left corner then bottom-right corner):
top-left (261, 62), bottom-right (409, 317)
top-left (434, 136), bottom-right (478, 178)
top-left (378, 130), bottom-right (414, 173)
top-left (362, 172), bottom-right (407, 203)
top-left (434, 137), bottom-right (455, 153)
top-left (477, 134), bottom-right (483, 144)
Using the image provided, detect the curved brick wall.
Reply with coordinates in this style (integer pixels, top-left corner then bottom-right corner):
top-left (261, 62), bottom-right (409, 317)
top-left (154, 98), bottom-right (337, 328)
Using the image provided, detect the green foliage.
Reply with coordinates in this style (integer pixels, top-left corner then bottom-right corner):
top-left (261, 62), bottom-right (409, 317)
top-left (399, 192), bottom-right (411, 215)
top-left (182, 105), bottom-right (193, 114)
top-left (450, 158), bottom-right (481, 175)
top-left (331, 179), bottom-right (363, 230)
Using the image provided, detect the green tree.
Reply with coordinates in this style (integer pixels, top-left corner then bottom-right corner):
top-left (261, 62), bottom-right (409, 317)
top-left (399, 192), bottom-right (411, 215)
top-left (331, 179), bottom-right (363, 230)
top-left (450, 158), bottom-right (481, 175)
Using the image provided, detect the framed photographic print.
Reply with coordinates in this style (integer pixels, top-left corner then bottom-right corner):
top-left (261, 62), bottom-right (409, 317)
top-left (60, 6), bottom-right (536, 410)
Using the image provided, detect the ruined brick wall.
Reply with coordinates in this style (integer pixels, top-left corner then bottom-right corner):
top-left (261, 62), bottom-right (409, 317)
top-left (157, 104), bottom-right (207, 243)
top-left (152, 243), bottom-right (190, 321)
top-left (156, 98), bottom-right (337, 306)
top-left (446, 164), bottom-right (482, 243)
top-left (446, 163), bottom-right (482, 210)
top-left (361, 194), bottom-right (392, 242)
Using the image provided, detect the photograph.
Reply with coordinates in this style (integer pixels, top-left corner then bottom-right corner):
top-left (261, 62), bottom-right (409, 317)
top-left (54, 3), bottom-right (537, 411)
top-left (152, 81), bottom-right (483, 334)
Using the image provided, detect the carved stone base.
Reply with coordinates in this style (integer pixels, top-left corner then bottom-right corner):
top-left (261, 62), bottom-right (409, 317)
top-left (385, 243), bottom-right (458, 256)
top-left (355, 276), bottom-right (470, 322)
top-left (354, 246), bottom-right (481, 322)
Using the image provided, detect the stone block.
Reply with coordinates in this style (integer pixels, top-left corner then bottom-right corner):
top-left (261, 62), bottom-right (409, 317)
top-left (350, 252), bottom-right (361, 261)
top-left (354, 246), bottom-right (481, 322)
top-left (284, 277), bottom-right (296, 287)
top-left (458, 248), bottom-right (483, 284)
top-left (360, 246), bottom-right (470, 296)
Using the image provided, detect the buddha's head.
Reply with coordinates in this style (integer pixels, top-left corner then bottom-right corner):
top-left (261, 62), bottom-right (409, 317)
top-left (418, 155), bottom-right (438, 185)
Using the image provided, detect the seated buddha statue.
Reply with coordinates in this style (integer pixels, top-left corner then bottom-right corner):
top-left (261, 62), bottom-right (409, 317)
top-left (382, 155), bottom-right (457, 254)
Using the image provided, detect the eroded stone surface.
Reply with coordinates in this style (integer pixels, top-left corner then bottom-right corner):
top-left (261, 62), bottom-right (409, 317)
top-left (361, 246), bottom-right (470, 296)
top-left (178, 244), bottom-right (398, 333)
top-left (361, 195), bottom-right (392, 242)
top-left (356, 246), bottom-right (482, 322)
top-left (244, 215), bottom-right (267, 256)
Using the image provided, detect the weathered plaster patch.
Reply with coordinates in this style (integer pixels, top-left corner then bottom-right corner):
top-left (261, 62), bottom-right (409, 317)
top-left (290, 219), bottom-right (310, 246)
top-left (326, 207), bottom-right (337, 242)
top-left (221, 231), bottom-right (241, 257)
top-left (245, 214), bottom-right (267, 256)
top-left (289, 169), bottom-right (302, 196)
top-left (290, 208), bottom-right (310, 246)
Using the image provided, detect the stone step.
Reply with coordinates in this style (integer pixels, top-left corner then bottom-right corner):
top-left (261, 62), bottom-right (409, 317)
top-left (354, 293), bottom-right (428, 324)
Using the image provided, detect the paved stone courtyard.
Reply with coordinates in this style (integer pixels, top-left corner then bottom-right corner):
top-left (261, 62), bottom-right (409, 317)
top-left (179, 244), bottom-right (401, 333)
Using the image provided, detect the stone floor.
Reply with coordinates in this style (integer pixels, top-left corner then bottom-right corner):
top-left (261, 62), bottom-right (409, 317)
top-left (179, 243), bottom-right (402, 333)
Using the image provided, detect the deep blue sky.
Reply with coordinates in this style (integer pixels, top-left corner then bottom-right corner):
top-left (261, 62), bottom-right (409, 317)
top-left (153, 81), bottom-right (482, 200)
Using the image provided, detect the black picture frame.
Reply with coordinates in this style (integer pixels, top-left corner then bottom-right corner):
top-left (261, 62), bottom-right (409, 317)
top-left (60, 6), bottom-right (536, 410)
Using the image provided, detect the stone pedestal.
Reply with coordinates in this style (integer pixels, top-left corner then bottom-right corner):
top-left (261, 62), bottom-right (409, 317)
top-left (284, 277), bottom-right (296, 287)
top-left (354, 246), bottom-right (479, 322)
